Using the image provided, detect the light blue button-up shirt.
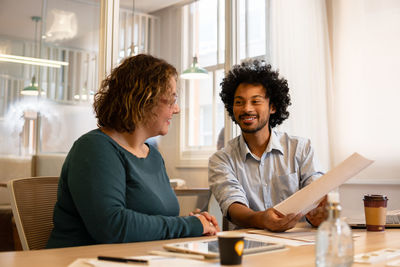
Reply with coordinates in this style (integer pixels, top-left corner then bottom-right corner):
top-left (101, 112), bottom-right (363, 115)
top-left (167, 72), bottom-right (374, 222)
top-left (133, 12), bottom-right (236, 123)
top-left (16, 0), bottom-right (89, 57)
top-left (208, 129), bottom-right (324, 222)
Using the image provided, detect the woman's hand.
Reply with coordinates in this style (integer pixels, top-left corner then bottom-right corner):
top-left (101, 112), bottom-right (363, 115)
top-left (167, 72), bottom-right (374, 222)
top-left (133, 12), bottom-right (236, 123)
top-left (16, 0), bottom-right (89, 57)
top-left (190, 208), bottom-right (221, 234)
top-left (193, 214), bottom-right (219, 235)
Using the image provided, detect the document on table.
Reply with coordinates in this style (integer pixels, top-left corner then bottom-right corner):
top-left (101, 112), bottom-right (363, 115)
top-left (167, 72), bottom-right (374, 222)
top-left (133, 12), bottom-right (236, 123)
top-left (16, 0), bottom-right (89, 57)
top-left (248, 226), bottom-right (317, 246)
top-left (247, 227), bottom-right (360, 247)
top-left (274, 152), bottom-right (373, 215)
top-left (245, 231), bottom-right (314, 247)
top-left (68, 255), bottom-right (219, 267)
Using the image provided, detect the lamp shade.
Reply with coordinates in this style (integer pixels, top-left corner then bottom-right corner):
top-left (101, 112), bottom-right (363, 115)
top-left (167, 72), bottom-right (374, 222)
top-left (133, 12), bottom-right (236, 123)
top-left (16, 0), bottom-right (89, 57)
top-left (21, 76), bottom-right (43, 96)
top-left (180, 56), bottom-right (208, 80)
top-left (46, 9), bottom-right (77, 42)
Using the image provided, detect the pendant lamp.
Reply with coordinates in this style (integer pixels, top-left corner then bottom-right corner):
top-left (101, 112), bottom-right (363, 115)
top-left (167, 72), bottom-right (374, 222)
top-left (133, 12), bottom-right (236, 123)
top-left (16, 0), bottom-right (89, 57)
top-left (45, 10), bottom-right (77, 42)
top-left (21, 16), bottom-right (42, 96)
top-left (22, 76), bottom-right (41, 96)
top-left (180, 56), bottom-right (208, 80)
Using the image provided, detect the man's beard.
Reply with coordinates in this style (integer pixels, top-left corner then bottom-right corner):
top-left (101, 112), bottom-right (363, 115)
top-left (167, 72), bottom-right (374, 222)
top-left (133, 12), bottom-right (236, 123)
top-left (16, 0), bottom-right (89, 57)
top-left (236, 114), bottom-right (269, 134)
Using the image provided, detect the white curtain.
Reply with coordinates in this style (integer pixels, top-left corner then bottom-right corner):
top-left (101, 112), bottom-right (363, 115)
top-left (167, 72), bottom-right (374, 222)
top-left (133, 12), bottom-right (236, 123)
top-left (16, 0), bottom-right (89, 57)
top-left (328, 0), bottom-right (400, 182)
top-left (268, 0), bottom-right (332, 170)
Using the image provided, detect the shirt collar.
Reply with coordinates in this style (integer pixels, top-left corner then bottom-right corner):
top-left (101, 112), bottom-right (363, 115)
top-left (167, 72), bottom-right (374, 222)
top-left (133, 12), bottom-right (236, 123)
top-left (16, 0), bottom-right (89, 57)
top-left (266, 129), bottom-right (284, 155)
top-left (239, 135), bottom-right (252, 161)
top-left (239, 128), bottom-right (284, 161)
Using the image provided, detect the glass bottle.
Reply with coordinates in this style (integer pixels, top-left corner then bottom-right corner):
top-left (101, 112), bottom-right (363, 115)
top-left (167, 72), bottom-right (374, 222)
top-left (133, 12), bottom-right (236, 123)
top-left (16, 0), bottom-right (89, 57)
top-left (315, 192), bottom-right (354, 267)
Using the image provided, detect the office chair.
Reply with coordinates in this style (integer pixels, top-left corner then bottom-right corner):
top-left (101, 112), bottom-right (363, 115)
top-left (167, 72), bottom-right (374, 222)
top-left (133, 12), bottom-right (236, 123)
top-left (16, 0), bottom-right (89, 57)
top-left (8, 176), bottom-right (59, 250)
top-left (174, 188), bottom-right (212, 216)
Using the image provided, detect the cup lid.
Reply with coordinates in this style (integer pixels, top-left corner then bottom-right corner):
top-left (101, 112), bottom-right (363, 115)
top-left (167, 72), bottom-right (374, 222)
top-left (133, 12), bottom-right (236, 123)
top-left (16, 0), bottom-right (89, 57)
top-left (217, 232), bottom-right (244, 238)
top-left (363, 194), bottom-right (388, 201)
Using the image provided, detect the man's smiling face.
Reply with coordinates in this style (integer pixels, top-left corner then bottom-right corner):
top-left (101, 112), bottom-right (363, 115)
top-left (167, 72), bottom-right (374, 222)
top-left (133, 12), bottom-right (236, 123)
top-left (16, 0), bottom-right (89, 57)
top-left (232, 83), bottom-right (276, 134)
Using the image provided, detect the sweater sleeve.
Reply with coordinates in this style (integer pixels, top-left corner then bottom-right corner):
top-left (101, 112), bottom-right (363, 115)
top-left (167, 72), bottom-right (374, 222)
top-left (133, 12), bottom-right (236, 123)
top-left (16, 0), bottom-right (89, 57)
top-left (66, 135), bottom-right (203, 243)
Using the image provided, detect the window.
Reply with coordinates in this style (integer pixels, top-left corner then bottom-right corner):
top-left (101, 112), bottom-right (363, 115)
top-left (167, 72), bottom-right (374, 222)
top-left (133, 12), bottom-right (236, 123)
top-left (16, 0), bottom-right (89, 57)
top-left (179, 0), bottom-right (270, 164)
top-left (180, 0), bottom-right (225, 161)
top-left (239, 0), bottom-right (267, 60)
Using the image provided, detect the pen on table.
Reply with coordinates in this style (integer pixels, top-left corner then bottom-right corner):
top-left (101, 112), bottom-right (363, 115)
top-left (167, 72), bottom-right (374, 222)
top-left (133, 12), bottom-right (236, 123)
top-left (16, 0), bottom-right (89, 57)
top-left (98, 255), bottom-right (148, 264)
top-left (149, 250), bottom-right (205, 260)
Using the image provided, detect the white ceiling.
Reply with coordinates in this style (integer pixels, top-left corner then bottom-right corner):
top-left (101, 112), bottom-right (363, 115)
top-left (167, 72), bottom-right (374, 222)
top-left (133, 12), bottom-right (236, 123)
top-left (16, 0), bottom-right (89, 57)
top-left (120, 0), bottom-right (184, 13)
top-left (0, 0), bottom-right (185, 50)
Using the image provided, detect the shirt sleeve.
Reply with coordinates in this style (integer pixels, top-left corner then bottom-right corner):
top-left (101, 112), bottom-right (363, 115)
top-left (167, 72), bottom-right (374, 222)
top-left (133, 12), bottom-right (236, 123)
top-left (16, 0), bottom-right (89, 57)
top-left (208, 150), bottom-right (249, 217)
top-left (297, 138), bottom-right (325, 188)
top-left (66, 135), bottom-right (203, 243)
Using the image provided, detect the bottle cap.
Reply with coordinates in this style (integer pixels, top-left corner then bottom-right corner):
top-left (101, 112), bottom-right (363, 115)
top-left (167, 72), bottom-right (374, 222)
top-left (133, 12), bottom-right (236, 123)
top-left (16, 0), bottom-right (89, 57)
top-left (327, 191), bottom-right (340, 204)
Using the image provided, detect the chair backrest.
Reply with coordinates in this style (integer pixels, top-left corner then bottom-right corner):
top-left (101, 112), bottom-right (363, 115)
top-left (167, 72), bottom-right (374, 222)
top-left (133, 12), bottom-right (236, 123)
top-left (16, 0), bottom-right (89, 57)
top-left (7, 176), bottom-right (59, 250)
top-left (174, 188), bottom-right (211, 216)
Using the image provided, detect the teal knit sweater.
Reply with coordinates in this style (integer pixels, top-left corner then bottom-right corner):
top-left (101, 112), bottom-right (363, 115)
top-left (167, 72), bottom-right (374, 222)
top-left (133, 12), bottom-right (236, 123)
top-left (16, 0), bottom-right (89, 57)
top-left (47, 129), bottom-right (203, 248)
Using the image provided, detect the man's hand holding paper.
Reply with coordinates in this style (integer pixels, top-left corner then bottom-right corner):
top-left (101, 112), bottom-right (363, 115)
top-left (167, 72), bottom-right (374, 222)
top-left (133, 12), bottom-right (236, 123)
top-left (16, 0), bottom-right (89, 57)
top-left (264, 196), bottom-right (327, 231)
top-left (305, 196), bottom-right (328, 227)
top-left (260, 208), bottom-right (303, 232)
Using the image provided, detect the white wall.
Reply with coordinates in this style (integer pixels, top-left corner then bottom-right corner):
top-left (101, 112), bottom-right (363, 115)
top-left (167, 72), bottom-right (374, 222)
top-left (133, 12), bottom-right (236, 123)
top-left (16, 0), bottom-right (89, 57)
top-left (328, 0), bottom-right (400, 213)
top-left (328, 0), bottom-right (400, 181)
top-left (340, 183), bottom-right (400, 220)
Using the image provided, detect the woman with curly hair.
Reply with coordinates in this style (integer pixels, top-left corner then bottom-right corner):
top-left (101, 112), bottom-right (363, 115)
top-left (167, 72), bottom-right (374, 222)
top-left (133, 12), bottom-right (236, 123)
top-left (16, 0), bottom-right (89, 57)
top-left (209, 59), bottom-right (326, 232)
top-left (47, 54), bottom-right (219, 248)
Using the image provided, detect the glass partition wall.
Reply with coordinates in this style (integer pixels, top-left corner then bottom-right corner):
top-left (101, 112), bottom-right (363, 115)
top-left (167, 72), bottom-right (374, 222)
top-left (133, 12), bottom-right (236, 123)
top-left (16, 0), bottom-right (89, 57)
top-left (0, 0), bottom-right (158, 156)
top-left (0, 0), bottom-right (100, 155)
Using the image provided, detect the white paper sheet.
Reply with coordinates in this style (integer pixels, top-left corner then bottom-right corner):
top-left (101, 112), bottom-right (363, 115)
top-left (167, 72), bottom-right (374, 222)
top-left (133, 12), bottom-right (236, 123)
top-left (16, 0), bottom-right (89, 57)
top-left (68, 256), bottom-right (219, 267)
top-left (274, 152), bottom-right (373, 215)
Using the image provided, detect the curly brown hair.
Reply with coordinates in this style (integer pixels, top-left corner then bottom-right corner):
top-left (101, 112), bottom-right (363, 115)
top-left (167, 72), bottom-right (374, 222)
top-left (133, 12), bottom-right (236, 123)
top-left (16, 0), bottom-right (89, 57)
top-left (93, 54), bottom-right (177, 133)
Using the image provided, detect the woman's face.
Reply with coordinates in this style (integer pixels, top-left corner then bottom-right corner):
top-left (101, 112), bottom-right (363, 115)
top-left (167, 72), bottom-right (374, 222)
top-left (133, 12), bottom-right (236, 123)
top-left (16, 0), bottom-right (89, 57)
top-left (147, 77), bottom-right (180, 136)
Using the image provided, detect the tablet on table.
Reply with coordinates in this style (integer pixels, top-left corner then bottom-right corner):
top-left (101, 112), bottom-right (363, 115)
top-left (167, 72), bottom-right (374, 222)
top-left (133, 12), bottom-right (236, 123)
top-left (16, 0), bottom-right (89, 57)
top-left (163, 237), bottom-right (285, 259)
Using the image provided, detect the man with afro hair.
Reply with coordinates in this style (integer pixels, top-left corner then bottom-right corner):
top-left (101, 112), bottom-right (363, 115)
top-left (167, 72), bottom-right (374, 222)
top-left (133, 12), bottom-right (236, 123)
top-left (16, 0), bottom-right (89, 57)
top-left (209, 59), bottom-right (326, 231)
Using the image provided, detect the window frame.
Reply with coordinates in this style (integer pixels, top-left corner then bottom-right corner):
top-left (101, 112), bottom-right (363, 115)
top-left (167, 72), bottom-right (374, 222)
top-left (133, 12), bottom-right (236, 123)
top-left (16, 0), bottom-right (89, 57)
top-left (178, 0), bottom-right (226, 167)
top-left (178, 0), bottom-right (269, 167)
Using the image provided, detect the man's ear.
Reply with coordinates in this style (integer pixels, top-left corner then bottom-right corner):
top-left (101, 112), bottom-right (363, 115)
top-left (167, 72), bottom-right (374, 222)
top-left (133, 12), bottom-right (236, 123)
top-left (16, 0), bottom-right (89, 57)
top-left (270, 103), bottom-right (276, 114)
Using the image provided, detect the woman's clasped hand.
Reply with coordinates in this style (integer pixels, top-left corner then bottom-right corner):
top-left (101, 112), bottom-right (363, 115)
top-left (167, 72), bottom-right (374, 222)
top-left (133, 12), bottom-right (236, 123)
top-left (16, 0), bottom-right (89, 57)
top-left (189, 208), bottom-right (220, 235)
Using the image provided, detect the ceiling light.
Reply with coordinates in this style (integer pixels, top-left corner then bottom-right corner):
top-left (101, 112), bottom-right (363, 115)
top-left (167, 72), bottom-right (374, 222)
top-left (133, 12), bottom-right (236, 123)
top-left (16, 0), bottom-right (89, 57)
top-left (46, 9), bottom-right (77, 42)
top-left (0, 54), bottom-right (68, 68)
top-left (21, 76), bottom-right (45, 96)
top-left (180, 56), bottom-right (208, 80)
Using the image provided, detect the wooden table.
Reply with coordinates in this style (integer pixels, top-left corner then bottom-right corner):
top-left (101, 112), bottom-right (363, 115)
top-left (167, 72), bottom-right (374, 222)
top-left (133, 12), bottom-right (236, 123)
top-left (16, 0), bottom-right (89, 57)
top-left (0, 228), bottom-right (399, 267)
